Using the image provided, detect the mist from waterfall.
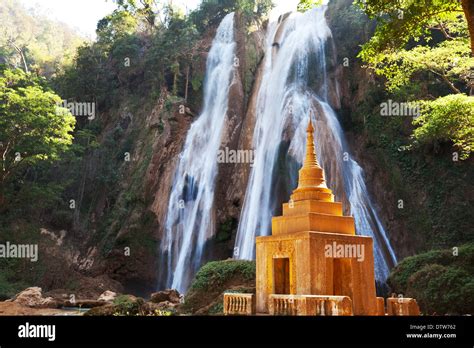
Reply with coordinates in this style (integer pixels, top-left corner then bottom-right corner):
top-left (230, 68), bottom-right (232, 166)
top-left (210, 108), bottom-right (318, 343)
top-left (160, 12), bottom-right (236, 293)
top-left (234, 6), bottom-right (397, 282)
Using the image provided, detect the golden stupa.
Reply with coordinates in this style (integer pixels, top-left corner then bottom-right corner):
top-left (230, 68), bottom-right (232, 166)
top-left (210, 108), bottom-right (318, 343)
top-left (224, 119), bottom-right (420, 316)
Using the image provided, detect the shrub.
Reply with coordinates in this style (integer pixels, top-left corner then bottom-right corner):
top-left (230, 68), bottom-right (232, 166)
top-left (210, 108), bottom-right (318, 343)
top-left (181, 259), bottom-right (255, 314)
top-left (189, 259), bottom-right (255, 291)
top-left (112, 295), bottom-right (145, 315)
top-left (388, 243), bottom-right (474, 314)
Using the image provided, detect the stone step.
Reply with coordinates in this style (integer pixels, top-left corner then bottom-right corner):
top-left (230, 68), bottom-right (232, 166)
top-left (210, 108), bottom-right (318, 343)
top-left (272, 212), bottom-right (355, 235)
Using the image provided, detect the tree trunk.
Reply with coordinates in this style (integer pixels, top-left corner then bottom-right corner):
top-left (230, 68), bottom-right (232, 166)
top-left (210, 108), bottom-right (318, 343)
top-left (462, 0), bottom-right (474, 95)
top-left (0, 176), bottom-right (6, 212)
top-left (9, 41), bottom-right (29, 73)
top-left (461, 0), bottom-right (474, 56)
top-left (184, 66), bottom-right (190, 102)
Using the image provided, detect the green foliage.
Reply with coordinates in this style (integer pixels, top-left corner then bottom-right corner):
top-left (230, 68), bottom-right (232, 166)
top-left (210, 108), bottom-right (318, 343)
top-left (112, 0), bottom-right (158, 28)
top-left (191, 72), bottom-right (203, 91)
top-left (0, 262), bottom-right (28, 300)
top-left (181, 260), bottom-right (256, 314)
top-left (412, 94), bottom-right (474, 159)
top-left (97, 10), bottom-right (138, 47)
top-left (355, 0), bottom-right (464, 55)
top-left (189, 259), bottom-right (255, 291)
top-left (0, 66), bottom-right (75, 206)
top-left (0, 0), bottom-right (84, 77)
top-left (407, 264), bottom-right (474, 315)
top-left (215, 218), bottom-right (237, 243)
top-left (370, 37), bottom-right (471, 93)
top-left (388, 244), bottom-right (474, 314)
top-left (190, 0), bottom-right (273, 32)
top-left (297, 0), bottom-right (323, 13)
top-left (54, 43), bottom-right (117, 110)
top-left (207, 302), bottom-right (224, 314)
top-left (357, 0), bottom-right (473, 162)
top-left (113, 295), bottom-right (145, 315)
top-left (0, 272), bottom-right (16, 300)
top-left (357, 0), bottom-right (472, 94)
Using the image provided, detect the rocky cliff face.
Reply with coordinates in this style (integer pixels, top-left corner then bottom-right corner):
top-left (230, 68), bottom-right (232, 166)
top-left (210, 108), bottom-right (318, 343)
top-left (33, 3), bottom-right (421, 296)
top-left (62, 12), bottom-right (270, 295)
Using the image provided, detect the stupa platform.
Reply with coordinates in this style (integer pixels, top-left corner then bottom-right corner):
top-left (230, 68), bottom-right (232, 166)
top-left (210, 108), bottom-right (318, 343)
top-left (256, 230), bottom-right (376, 315)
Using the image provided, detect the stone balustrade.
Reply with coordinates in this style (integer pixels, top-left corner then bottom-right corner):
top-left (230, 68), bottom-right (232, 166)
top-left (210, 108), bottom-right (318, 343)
top-left (386, 297), bottom-right (420, 316)
top-left (376, 297), bottom-right (386, 316)
top-left (223, 293), bottom-right (255, 315)
top-left (268, 294), bottom-right (353, 316)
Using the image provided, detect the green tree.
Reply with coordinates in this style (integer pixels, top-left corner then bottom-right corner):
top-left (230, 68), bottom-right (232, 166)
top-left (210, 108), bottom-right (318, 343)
top-left (110, 0), bottom-right (159, 28)
top-left (96, 10), bottom-right (138, 47)
top-left (0, 0), bottom-right (84, 77)
top-left (0, 67), bottom-right (75, 207)
top-left (355, 0), bottom-right (474, 56)
top-left (357, 0), bottom-right (474, 160)
top-left (297, 0), bottom-right (323, 13)
top-left (412, 94), bottom-right (474, 159)
top-left (356, 2), bottom-right (473, 93)
top-left (190, 0), bottom-right (273, 33)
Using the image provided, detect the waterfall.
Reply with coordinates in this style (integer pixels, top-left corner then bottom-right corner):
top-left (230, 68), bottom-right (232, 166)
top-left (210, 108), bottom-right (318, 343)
top-left (160, 12), bottom-right (236, 293)
top-left (234, 6), bottom-right (397, 283)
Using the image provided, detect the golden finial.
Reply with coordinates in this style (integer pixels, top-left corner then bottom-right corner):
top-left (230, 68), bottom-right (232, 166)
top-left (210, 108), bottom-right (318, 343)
top-left (293, 117), bottom-right (328, 193)
top-left (303, 118), bottom-right (319, 168)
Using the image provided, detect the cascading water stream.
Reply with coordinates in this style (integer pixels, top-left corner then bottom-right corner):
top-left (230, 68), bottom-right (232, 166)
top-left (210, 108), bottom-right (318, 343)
top-left (160, 13), bottom-right (236, 293)
top-left (234, 6), bottom-right (397, 283)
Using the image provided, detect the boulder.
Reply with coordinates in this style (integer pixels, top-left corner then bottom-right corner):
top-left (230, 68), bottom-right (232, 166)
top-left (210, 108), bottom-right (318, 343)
top-left (144, 301), bottom-right (175, 312)
top-left (97, 290), bottom-right (117, 302)
top-left (10, 287), bottom-right (57, 308)
top-left (84, 304), bottom-right (116, 316)
top-left (150, 289), bottom-right (180, 304)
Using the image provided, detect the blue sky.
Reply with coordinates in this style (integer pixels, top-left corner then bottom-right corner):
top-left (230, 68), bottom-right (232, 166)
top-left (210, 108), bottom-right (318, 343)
top-left (18, 0), bottom-right (299, 39)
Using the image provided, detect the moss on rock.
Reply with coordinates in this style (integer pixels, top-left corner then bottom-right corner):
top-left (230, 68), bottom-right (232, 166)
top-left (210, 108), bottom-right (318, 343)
top-left (180, 259), bottom-right (255, 314)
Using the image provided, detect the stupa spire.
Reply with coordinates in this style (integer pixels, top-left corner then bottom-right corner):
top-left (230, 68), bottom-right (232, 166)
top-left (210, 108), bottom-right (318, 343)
top-left (303, 118), bottom-right (320, 168)
top-left (293, 118), bottom-right (328, 195)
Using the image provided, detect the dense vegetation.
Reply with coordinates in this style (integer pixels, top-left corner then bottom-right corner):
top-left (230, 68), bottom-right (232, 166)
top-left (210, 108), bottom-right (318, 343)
top-left (182, 259), bottom-right (255, 314)
top-left (353, 0), bottom-right (473, 243)
top-left (356, 0), bottom-right (473, 159)
top-left (388, 243), bottom-right (474, 314)
top-left (0, 0), bottom-right (84, 77)
top-left (0, 0), bottom-right (272, 298)
top-left (327, 0), bottom-right (474, 313)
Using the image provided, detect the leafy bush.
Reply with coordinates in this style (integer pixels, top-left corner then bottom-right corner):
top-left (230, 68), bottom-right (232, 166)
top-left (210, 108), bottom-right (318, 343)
top-left (181, 260), bottom-right (255, 314)
top-left (406, 264), bottom-right (474, 315)
top-left (388, 243), bottom-right (474, 314)
top-left (412, 94), bottom-right (474, 160)
top-left (112, 295), bottom-right (145, 315)
top-left (189, 259), bottom-right (255, 291)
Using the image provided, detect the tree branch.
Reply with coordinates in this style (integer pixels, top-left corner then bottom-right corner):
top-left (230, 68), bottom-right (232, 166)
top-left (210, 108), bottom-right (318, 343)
top-left (7, 39), bottom-right (29, 73)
